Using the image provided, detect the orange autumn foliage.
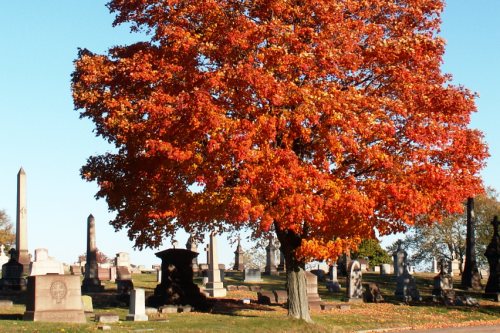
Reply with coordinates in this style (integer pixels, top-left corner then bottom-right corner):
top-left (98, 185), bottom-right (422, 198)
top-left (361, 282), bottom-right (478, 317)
top-left (72, 0), bottom-right (488, 263)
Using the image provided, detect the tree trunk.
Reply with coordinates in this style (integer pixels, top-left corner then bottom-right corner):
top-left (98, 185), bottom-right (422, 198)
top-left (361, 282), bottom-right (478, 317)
top-left (275, 226), bottom-right (312, 323)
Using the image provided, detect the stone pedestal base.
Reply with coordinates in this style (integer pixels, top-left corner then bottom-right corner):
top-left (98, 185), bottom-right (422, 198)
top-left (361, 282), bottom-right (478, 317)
top-left (18, 250), bottom-right (31, 275)
top-left (126, 314), bottom-right (148, 321)
top-left (24, 310), bottom-right (86, 323)
top-left (81, 278), bottom-right (104, 293)
top-left (205, 282), bottom-right (226, 297)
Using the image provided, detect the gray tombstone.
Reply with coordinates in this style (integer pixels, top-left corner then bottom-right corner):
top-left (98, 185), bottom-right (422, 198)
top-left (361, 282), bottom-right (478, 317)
top-left (126, 289), bottom-right (148, 321)
top-left (395, 255), bottom-right (421, 302)
top-left (433, 259), bottom-right (454, 300)
top-left (326, 263), bottom-right (341, 292)
top-left (232, 237), bottom-right (245, 271)
top-left (346, 260), bottom-right (363, 302)
top-left (81, 214), bottom-right (104, 292)
top-left (244, 268), bottom-right (262, 283)
top-left (264, 237), bottom-right (278, 276)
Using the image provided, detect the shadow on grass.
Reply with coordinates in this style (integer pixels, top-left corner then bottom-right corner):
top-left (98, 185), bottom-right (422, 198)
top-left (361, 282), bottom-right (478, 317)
top-left (207, 298), bottom-right (281, 317)
top-left (0, 313), bottom-right (23, 320)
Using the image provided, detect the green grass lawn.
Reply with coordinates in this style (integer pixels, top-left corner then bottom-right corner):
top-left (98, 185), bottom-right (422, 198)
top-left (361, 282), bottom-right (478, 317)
top-left (0, 272), bottom-right (498, 332)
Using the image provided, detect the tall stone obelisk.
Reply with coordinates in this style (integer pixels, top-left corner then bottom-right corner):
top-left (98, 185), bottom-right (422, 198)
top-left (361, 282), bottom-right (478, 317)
top-left (16, 168), bottom-right (30, 274)
top-left (82, 214), bottom-right (104, 292)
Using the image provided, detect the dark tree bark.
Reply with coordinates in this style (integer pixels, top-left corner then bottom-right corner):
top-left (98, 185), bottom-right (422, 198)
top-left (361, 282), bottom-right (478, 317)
top-left (275, 226), bottom-right (312, 323)
top-left (462, 197), bottom-right (482, 290)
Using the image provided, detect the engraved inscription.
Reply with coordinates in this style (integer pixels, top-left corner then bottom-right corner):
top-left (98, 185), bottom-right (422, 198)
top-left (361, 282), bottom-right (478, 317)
top-left (50, 281), bottom-right (67, 303)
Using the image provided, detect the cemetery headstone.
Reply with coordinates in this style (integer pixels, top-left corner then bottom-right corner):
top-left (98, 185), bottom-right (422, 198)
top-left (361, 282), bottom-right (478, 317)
top-left (148, 248), bottom-right (207, 309)
top-left (346, 260), bottom-right (363, 302)
top-left (29, 248), bottom-right (64, 276)
top-left (264, 237), bottom-right (278, 276)
top-left (126, 288), bottom-right (148, 321)
top-left (326, 263), bottom-right (341, 292)
top-left (23, 275), bottom-right (86, 323)
top-left (115, 252), bottom-right (131, 268)
top-left (484, 216), bottom-right (500, 301)
top-left (16, 168), bottom-right (31, 274)
top-left (380, 263), bottom-right (391, 275)
top-left (394, 243), bottom-right (421, 302)
top-left (70, 265), bottom-right (82, 276)
top-left (244, 268), bottom-right (262, 283)
top-left (81, 214), bottom-right (104, 293)
top-left (0, 248), bottom-right (26, 291)
top-left (433, 259), bottom-right (454, 303)
top-left (81, 295), bottom-right (93, 313)
top-left (186, 235), bottom-right (199, 273)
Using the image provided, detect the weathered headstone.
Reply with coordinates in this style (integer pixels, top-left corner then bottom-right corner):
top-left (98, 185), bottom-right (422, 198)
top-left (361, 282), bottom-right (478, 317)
top-left (264, 237), bottom-right (278, 276)
top-left (244, 268), bottom-right (262, 283)
top-left (147, 248), bottom-right (206, 309)
top-left (205, 232), bottom-right (227, 297)
top-left (97, 267), bottom-right (111, 282)
top-left (81, 214), bottom-right (104, 293)
top-left (0, 248), bottom-right (26, 290)
top-left (81, 295), bottom-right (93, 313)
top-left (484, 216), bottom-right (500, 301)
top-left (432, 257), bottom-right (439, 274)
top-left (326, 263), bottom-right (341, 292)
top-left (126, 288), bottom-right (148, 321)
top-left (306, 271), bottom-right (322, 309)
top-left (23, 275), bottom-right (86, 323)
top-left (393, 240), bottom-right (406, 277)
top-left (380, 263), bottom-right (391, 275)
top-left (29, 248), bottom-right (64, 276)
top-left (16, 168), bottom-right (31, 275)
top-left (346, 260), bottom-right (363, 302)
top-left (433, 259), bottom-right (454, 303)
top-left (232, 236), bottom-right (245, 271)
top-left (394, 244), bottom-right (421, 302)
top-left (115, 252), bottom-right (131, 268)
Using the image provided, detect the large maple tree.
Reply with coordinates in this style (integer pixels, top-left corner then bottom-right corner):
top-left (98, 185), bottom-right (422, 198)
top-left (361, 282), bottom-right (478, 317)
top-left (73, 0), bottom-right (488, 321)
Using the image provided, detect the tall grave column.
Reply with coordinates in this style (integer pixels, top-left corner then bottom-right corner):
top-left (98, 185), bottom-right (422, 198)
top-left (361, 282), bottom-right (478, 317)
top-left (484, 216), bottom-right (500, 301)
top-left (82, 214), bottom-right (104, 292)
top-left (264, 236), bottom-right (278, 276)
top-left (186, 234), bottom-right (199, 274)
top-left (233, 236), bottom-right (245, 271)
top-left (16, 168), bottom-right (30, 274)
top-left (462, 197), bottom-right (482, 290)
top-left (205, 232), bottom-right (226, 297)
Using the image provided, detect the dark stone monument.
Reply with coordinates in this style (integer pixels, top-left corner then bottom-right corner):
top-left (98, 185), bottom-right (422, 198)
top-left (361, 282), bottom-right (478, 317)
top-left (433, 259), bottom-right (454, 303)
top-left (462, 197), bottom-right (482, 290)
top-left (394, 243), bottom-right (420, 302)
top-left (264, 237), bottom-right (278, 276)
top-left (148, 248), bottom-right (207, 309)
top-left (0, 248), bottom-right (26, 291)
top-left (81, 214), bottom-right (104, 293)
top-left (232, 236), bottom-right (245, 271)
top-left (116, 266), bottom-right (134, 294)
top-left (364, 283), bottom-right (384, 303)
top-left (484, 216), bottom-right (500, 301)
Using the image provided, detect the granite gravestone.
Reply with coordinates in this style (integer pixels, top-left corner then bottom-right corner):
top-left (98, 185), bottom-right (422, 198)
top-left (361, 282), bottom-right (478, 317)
top-left (244, 268), bottom-right (262, 283)
top-left (81, 215), bottom-right (104, 293)
top-left (126, 288), bottom-right (148, 321)
top-left (148, 248), bottom-right (207, 309)
top-left (24, 275), bottom-right (86, 323)
top-left (232, 237), bottom-right (245, 271)
top-left (0, 248), bottom-right (26, 290)
top-left (394, 244), bottom-right (421, 302)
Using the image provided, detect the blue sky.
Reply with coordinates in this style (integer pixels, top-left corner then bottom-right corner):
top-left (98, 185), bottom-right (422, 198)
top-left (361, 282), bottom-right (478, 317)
top-left (0, 1), bottom-right (498, 268)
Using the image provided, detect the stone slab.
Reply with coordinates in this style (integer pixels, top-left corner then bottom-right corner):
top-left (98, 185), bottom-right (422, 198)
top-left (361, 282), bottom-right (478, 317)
top-left (0, 300), bottom-right (13, 307)
top-left (81, 295), bottom-right (93, 313)
top-left (237, 285), bottom-right (250, 291)
top-left (95, 313), bottom-right (120, 323)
